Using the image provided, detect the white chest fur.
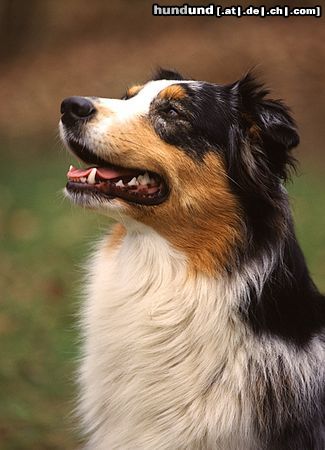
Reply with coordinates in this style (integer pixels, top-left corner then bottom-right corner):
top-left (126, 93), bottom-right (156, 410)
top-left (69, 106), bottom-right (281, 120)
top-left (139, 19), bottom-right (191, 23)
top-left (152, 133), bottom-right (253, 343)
top-left (78, 225), bottom-right (257, 449)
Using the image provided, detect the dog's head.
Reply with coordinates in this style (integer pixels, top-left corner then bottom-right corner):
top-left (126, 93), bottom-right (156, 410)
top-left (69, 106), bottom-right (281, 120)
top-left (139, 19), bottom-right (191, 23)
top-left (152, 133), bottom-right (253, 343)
top-left (60, 68), bottom-right (299, 273)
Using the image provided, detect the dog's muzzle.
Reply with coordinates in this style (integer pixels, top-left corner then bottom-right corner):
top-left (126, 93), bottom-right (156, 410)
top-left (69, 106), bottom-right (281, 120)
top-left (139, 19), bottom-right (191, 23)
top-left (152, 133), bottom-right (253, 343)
top-left (60, 96), bottom-right (96, 126)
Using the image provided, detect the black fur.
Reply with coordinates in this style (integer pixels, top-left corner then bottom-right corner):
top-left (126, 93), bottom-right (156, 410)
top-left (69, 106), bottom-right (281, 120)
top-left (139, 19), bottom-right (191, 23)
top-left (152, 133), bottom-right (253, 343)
top-left (152, 67), bottom-right (185, 81)
top-left (149, 69), bottom-right (325, 447)
top-left (150, 70), bottom-right (325, 342)
top-left (244, 225), bottom-right (325, 345)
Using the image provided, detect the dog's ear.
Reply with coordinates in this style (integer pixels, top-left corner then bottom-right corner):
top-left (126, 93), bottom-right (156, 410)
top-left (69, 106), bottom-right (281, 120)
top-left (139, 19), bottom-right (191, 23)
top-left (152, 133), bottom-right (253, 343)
top-left (232, 72), bottom-right (299, 179)
top-left (152, 67), bottom-right (184, 81)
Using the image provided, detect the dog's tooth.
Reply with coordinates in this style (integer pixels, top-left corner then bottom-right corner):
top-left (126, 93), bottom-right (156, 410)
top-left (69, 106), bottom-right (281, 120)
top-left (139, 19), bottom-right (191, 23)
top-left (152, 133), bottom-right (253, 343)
top-left (128, 177), bottom-right (139, 186)
top-left (138, 172), bottom-right (150, 186)
top-left (116, 180), bottom-right (124, 187)
top-left (142, 172), bottom-right (151, 184)
top-left (80, 177), bottom-right (86, 183)
top-left (149, 178), bottom-right (156, 186)
top-left (87, 168), bottom-right (97, 184)
top-left (69, 165), bottom-right (73, 171)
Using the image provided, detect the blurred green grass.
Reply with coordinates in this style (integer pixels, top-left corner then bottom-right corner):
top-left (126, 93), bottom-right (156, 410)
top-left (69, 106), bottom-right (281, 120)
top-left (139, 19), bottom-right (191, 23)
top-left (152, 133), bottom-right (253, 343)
top-left (0, 143), bottom-right (324, 449)
top-left (0, 144), bottom-right (104, 450)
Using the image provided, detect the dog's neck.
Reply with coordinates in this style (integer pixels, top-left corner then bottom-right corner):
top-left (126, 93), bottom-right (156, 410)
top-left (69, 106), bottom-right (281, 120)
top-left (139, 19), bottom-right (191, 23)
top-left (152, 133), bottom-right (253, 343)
top-left (80, 221), bottom-right (325, 449)
top-left (81, 222), bottom-right (255, 448)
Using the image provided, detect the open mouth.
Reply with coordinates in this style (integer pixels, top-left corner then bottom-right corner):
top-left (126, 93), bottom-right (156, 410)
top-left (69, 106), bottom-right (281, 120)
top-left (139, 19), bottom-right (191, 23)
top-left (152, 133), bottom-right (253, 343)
top-left (65, 141), bottom-right (169, 206)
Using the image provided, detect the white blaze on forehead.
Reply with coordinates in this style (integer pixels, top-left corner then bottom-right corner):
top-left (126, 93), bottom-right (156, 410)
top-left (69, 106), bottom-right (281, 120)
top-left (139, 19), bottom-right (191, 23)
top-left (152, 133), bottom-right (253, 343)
top-left (95, 79), bottom-right (191, 122)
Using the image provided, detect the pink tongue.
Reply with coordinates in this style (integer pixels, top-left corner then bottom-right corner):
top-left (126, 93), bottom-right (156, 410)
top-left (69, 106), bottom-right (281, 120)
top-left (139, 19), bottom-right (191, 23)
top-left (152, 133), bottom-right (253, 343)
top-left (67, 165), bottom-right (137, 180)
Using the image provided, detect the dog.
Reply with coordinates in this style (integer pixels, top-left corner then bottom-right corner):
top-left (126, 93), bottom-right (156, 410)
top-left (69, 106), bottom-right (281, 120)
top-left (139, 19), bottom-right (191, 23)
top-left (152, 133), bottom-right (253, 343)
top-left (59, 68), bottom-right (325, 449)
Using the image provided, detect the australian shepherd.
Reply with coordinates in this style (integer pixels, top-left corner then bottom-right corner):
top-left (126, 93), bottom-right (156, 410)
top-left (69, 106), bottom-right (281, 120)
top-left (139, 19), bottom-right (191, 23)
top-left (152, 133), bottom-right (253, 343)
top-left (59, 68), bottom-right (325, 449)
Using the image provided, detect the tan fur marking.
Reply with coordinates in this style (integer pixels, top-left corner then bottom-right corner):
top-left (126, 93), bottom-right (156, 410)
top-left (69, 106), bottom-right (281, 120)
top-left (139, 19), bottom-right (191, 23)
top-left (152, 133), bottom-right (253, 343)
top-left (92, 118), bottom-right (243, 276)
top-left (126, 84), bottom-right (143, 98)
top-left (248, 123), bottom-right (261, 141)
top-left (138, 151), bottom-right (242, 277)
top-left (104, 223), bottom-right (126, 252)
top-left (158, 84), bottom-right (187, 100)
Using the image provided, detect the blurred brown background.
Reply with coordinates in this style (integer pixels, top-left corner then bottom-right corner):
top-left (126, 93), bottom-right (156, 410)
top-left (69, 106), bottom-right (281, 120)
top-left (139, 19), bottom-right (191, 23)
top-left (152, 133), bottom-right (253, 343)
top-left (0, 1), bottom-right (324, 449)
top-left (1, 0), bottom-right (325, 157)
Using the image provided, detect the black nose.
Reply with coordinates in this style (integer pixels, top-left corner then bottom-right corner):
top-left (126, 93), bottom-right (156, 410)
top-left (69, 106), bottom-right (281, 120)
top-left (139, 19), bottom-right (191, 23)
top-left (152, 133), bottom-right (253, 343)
top-left (60, 96), bottom-right (96, 126)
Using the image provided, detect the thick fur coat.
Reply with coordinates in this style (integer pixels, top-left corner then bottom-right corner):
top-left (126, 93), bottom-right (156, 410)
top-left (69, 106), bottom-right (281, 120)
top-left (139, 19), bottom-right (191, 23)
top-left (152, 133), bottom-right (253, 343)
top-left (60, 69), bottom-right (325, 449)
